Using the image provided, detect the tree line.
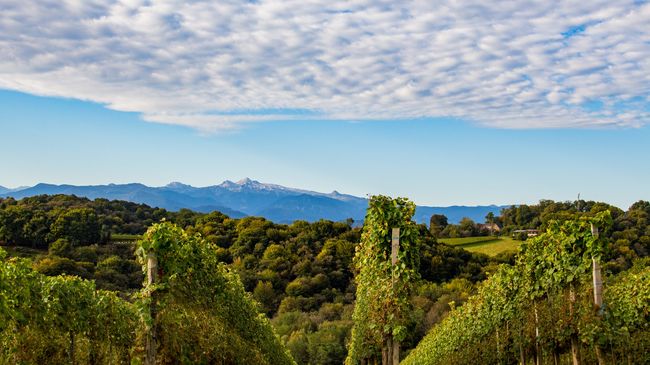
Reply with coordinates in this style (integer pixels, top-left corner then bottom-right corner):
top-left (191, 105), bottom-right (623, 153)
top-left (0, 194), bottom-right (186, 248)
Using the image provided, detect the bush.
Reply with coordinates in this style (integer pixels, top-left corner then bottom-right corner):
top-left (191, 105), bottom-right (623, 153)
top-left (513, 231), bottom-right (528, 241)
top-left (48, 238), bottom-right (71, 257)
top-left (33, 256), bottom-right (91, 279)
top-left (72, 245), bottom-right (98, 263)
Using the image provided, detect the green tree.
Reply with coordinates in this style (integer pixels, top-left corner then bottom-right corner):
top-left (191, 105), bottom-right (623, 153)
top-left (308, 321), bottom-right (351, 365)
top-left (49, 208), bottom-right (101, 246)
top-left (458, 217), bottom-right (477, 237)
top-left (254, 281), bottom-right (277, 315)
top-left (429, 214), bottom-right (448, 237)
top-left (485, 212), bottom-right (495, 224)
top-left (23, 211), bottom-right (50, 248)
top-left (0, 205), bottom-right (30, 245)
top-left (48, 238), bottom-right (72, 257)
top-left (485, 212), bottom-right (496, 235)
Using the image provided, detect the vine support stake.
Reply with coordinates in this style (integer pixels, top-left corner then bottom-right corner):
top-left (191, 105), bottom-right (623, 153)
top-left (570, 285), bottom-right (580, 365)
top-left (145, 252), bottom-right (158, 365)
top-left (534, 302), bottom-right (540, 365)
top-left (591, 223), bottom-right (606, 365)
top-left (591, 224), bottom-right (603, 309)
top-left (390, 227), bottom-right (400, 365)
top-left (391, 228), bottom-right (400, 266)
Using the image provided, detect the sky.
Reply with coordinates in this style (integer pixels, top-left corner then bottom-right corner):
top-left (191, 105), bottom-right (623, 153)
top-left (1, 0), bottom-right (649, 209)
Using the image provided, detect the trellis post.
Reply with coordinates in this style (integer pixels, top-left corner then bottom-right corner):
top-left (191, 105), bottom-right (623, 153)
top-left (390, 228), bottom-right (400, 365)
top-left (145, 252), bottom-right (158, 365)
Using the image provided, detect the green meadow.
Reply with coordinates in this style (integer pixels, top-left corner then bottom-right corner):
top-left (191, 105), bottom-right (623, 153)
top-left (438, 236), bottom-right (521, 256)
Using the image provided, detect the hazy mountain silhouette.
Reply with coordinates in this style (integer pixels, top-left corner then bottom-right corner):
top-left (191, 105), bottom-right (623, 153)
top-left (1, 179), bottom-right (507, 224)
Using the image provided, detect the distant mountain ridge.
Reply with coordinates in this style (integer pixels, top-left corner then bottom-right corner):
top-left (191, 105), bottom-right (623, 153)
top-left (0, 180), bottom-right (508, 224)
top-left (0, 185), bottom-right (30, 195)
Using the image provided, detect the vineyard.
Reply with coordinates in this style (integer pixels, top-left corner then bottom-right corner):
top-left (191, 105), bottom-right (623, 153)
top-left (0, 252), bottom-right (136, 364)
top-left (403, 212), bottom-right (650, 365)
top-left (0, 222), bottom-right (295, 365)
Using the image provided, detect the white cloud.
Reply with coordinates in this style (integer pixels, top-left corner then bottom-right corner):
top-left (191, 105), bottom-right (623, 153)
top-left (0, 0), bottom-right (649, 131)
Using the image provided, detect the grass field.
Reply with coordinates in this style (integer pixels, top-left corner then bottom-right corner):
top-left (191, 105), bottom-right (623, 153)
top-left (438, 236), bottom-right (521, 256)
top-left (110, 233), bottom-right (142, 241)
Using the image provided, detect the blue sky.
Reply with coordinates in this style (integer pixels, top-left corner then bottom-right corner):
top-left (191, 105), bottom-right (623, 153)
top-left (2, 90), bottom-right (648, 209)
top-left (1, 1), bottom-right (649, 209)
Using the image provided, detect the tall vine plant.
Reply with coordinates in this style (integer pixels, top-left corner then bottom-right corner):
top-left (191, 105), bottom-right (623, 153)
top-left (134, 221), bottom-right (296, 365)
top-left (346, 196), bottom-right (420, 365)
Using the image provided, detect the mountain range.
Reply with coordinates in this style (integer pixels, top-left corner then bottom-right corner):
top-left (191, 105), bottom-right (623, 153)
top-left (0, 179), bottom-right (508, 224)
top-left (0, 185), bottom-right (28, 195)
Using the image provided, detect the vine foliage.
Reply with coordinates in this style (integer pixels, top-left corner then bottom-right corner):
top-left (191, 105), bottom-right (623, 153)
top-left (134, 221), bottom-right (296, 365)
top-left (0, 247), bottom-right (137, 364)
top-left (347, 196), bottom-right (420, 365)
top-left (1, 221), bottom-right (296, 365)
top-left (403, 211), bottom-right (650, 365)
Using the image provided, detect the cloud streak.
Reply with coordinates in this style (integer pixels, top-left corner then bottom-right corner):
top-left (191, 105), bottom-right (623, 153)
top-left (1, 0), bottom-right (649, 131)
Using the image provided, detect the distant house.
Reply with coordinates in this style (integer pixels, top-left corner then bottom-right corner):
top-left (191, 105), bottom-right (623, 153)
top-left (512, 229), bottom-right (540, 237)
top-left (478, 223), bottom-right (501, 233)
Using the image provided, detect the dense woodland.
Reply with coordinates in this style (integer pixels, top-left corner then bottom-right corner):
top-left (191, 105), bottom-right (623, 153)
top-left (1, 194), bottom-right (649, 364)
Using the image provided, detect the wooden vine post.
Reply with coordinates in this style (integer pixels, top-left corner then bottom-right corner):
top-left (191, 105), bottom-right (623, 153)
top-left (591, 224), bottom-right (603, 309)
top-left (591, 224), bottom-right (605, 365)
top-left (569, 283), bottom-right (580, 365)
top-left (390, 227), bottom-right (400, 365)
top-left (145, 252), bottom-right (158, 365)
top-left (382, 227), bottom-right (402, 365)
top-left (534, 302), bottom-right (540, 365)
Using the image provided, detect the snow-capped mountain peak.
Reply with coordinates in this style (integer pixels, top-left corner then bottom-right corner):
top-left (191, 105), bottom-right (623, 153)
top-left (236, 177), bottom-right (253, 185)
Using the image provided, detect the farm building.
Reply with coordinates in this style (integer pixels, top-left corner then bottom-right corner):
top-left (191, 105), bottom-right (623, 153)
top-left (511, 229), bottom-right (539, 237)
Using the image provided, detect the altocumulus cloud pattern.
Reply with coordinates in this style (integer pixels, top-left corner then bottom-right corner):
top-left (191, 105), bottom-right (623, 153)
top-left (1, 0), bottom-right (649, 131)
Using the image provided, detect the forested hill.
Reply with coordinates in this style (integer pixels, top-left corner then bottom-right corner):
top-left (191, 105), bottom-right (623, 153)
top-left (0, 180), bottom-right (505, 224)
